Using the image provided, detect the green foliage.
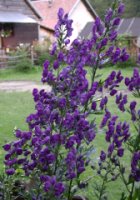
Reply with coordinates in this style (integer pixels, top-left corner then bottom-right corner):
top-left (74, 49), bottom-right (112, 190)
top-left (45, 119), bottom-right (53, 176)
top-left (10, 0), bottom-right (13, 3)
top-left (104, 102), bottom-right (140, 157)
top-left (115, 58), bottom-right (136, 68)
top-left (36, 52), bottom-right (54, 66)
top-left (15, 58), bottom-right (34, 73)
top-left (33, 39), bottom-right (55, 66)
top-left (89, 0), bottom-right (140, 18)
top-left (9, 44), bottom-right (34, 72)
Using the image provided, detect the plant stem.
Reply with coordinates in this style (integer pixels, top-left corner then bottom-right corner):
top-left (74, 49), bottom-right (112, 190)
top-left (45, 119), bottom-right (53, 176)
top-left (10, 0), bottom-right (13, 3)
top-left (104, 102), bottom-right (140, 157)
top-left (99, 177), bottom-right (106, 200)
top-left (68, 179), bottom-right (73, 200)
top-left (129, 182), bottom-right (134, 200)
top-left (36, 182), bottom-right (42, 200)
top-left (119, 165), bottom-right (130, 194)
top-left (99, 170), bottom-right (110, 200)
top-left (54, 144), bottom-right (60, 174)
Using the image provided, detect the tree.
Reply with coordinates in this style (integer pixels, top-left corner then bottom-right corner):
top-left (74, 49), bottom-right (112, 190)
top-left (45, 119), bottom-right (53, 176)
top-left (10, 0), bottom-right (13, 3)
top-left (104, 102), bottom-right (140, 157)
top-left (89, 0), bottom-right (140, 18)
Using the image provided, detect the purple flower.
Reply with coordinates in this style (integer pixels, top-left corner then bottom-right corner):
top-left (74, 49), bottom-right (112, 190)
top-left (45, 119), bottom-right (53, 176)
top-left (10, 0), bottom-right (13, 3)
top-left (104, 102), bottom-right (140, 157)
top-left (44, 180), bottom-right (52, 192)
top-left (64, 39), bottom-right (70, 45)
top-left (117, 148), bottom-right (124, 157)
top-left (100, 151), bottom-right (106, 161)
top-left (125, 77), bottom-right (130, 86)
top-left (58, 97), bottom-right (66, 109)
top-left (113, 17), bottom-right (121, 26)
top-left (118, 3), bottom-right (125, 14)
top-left (91, 101), bottom-right (97, 110)
top-left (66, 136), bottom-right (76, 149)
top-left (53, 60), bottom-right (59, 70)
top-left (110, 89), bottom-right (117, 96)
top-left (109, 30), bottom-right (118, 41)
top-left (6, 168), bottom-right (15, 175)
top-left (54, 182), bottom-right (65, 197)
top-left (130, 101), bottom-right (137, 110)
top-left (100, 96), bottom-right (108, 110)
top-left (3, 144), bottom-right (11, 151)
top-left (46, 153), bottom-right (56, 164)
top-left (101, 38), bottom-right (108, 47)
top-left (100, 109), bottom-right (111, 128)
top-left (43, 60), bottom-right (49, 69)
top-left (58, 8), bottom-right (64, 19)
top-left (105, 8), bottom-right (113, 23)
top-left (116, 93), bottom-right (122, 104)
top-left (108, 143), bottom-right (114, 156)
top-left (16, 148), bottom-right (23, 155)
top-left (131, 151), bottom-right (140, 181)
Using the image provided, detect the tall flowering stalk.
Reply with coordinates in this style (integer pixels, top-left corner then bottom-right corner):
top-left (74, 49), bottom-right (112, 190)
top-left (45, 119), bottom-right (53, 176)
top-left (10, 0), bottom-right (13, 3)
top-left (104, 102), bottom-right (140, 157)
top-left (2, 1), bottom-right (134, 200)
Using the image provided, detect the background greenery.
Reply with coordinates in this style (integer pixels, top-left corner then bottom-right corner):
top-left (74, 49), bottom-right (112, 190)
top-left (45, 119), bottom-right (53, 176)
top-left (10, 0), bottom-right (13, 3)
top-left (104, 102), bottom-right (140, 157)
top-left (90, 0), bottom-right (140, 18)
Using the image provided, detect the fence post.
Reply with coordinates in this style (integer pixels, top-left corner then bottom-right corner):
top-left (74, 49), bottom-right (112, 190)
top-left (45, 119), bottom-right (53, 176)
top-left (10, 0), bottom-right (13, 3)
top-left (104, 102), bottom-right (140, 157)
top-left (31, 46), bottom-right (34, 65)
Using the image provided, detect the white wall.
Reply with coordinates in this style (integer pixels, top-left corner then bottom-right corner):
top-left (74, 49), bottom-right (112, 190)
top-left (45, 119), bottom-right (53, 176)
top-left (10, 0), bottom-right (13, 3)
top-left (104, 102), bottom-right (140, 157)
top-left (69, 0), bottom-right (95, 41)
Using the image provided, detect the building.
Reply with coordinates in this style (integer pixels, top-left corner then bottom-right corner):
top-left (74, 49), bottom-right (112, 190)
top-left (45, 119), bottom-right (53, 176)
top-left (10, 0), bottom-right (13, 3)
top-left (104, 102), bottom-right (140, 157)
top-left (117, 18), bottom-right (140, 57)
top-left (0, 0), bottom-right (41, 49)
top-left (80, 17), bottom-right (140, 57)
top-left (31, 0), bottom-right (98, 41)
top-left (79, 21), bottom-right (93, 39)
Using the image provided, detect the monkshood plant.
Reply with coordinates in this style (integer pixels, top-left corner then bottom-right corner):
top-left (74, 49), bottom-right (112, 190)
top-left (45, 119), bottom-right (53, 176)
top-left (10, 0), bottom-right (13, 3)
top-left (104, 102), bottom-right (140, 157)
top-left (93, 67), bottom-right (140, 200)
top-left (3, 1), bottom-right (138, 200)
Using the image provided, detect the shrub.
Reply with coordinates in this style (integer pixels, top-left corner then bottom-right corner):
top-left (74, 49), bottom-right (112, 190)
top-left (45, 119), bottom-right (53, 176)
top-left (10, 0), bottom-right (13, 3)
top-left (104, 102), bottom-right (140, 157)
top-left (36, 52), bottom-right (55, 66)
top-left (15, 58), bottom-right (34, 73)
top-left (8, 44), bottom-right (34, 72)
top-left (116, 58), bottom-right (136, 68)
top-left (33, 39), bottom-right (54, 66)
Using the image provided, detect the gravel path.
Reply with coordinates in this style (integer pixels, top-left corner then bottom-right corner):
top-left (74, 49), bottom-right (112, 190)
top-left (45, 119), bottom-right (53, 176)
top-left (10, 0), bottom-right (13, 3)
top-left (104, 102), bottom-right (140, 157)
top-left (0, 81), bottom-right (131, 96)
top-left (0, 81), bottom-right (51, 92)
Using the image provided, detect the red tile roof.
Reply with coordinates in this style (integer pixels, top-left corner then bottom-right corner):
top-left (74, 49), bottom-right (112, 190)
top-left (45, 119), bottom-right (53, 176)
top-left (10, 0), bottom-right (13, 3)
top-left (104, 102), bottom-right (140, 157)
top-left (32, 0), bottom-right (77, 30)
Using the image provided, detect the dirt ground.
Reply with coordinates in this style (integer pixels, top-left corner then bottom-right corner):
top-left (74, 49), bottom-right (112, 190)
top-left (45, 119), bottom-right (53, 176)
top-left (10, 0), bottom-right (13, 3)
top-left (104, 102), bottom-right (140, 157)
top-left (0, 81), bottom-right (131, 98)
top-left (0, 81), bottom-right (51, 92)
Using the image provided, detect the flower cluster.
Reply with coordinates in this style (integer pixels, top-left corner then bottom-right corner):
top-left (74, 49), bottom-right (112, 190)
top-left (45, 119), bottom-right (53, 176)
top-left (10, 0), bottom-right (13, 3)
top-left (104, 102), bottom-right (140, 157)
top-left (125, 68), bottom-right (140, 97)
top-left (130, 151), bottom-right (140, 182)
top-left (54, 8), bottom-right (73, 45)
top-left (100, 114), bottom-right (130, 158)
top-left (41, 175), bottom-right (65, 197)
top-left (104, 70), bottom-right (124, 96)
top-left (115, 93), bottom-right (127, 112)
top-left (3, 1), bottom-right (137, 200)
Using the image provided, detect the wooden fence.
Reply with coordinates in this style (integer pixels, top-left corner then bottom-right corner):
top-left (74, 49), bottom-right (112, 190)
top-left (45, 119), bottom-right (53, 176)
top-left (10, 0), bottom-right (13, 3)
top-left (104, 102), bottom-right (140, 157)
top-left (0, 47), bottom-right (34, 68)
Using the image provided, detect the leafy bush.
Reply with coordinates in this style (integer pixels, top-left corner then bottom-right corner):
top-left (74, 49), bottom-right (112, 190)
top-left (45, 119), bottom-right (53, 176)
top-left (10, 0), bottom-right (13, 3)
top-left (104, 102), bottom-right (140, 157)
top-left (8, 44), bottom-right (34, 72)
top-left (15, 58), bottom-right (34, 72)
top-left (36, 52), bottom-right (55, 66)
top-left (33, 39), bottom-right (54, 66)
top-left (116, 58), bottom-right (136, 68)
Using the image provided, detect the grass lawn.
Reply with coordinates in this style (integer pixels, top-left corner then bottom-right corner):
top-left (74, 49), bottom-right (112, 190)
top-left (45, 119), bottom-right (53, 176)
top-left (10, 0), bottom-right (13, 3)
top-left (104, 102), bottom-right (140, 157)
top-left (0, 65), bottom-right (134, 84)
top-left (0, 92), bottom-right (34, 170)
top-left (0, 66), bottom-right (139, 199)
top-left (0, 67), bottom-right (42, 82)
